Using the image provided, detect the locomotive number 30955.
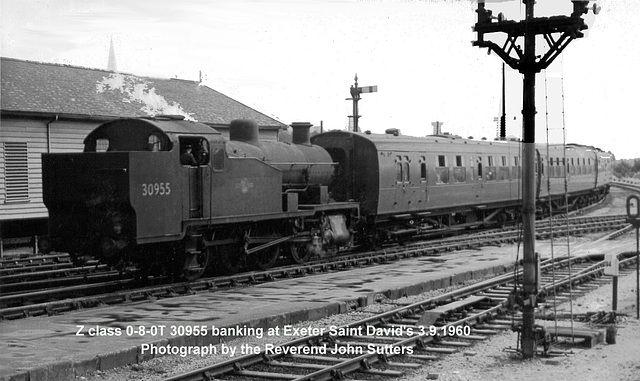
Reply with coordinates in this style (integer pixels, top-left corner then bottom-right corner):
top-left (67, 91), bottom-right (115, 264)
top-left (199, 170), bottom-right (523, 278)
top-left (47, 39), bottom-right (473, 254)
top-left (141, 182), bottom-right (171, 196)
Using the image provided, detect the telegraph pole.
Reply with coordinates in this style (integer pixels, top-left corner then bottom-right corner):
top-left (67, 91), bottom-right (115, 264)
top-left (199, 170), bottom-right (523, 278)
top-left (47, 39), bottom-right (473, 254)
top-left (473, 0), bottom-right (599, 359)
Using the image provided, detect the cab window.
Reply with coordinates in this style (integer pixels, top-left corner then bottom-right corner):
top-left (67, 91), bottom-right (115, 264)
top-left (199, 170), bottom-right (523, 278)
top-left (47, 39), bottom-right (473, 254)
top-left (211, 146), bottom-right (226, 171)
top-left (96, 138), bottom-right (110, 152)
top-left (179, 137), bottom-right (210, 166)
top-left (147, 134), bottom-right (162, 151)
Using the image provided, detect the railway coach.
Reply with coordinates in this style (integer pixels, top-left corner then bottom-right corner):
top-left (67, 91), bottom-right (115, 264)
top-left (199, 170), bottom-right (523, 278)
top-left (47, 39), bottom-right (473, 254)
top-left (311, 130), bottom-right (613, 245)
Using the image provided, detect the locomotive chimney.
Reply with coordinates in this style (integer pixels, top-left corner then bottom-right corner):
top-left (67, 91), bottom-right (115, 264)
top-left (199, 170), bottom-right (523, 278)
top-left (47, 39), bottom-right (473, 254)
top-left (291, 122), bottom-right (313, 146)
top-left (230, 119), bottom-right (259, 145)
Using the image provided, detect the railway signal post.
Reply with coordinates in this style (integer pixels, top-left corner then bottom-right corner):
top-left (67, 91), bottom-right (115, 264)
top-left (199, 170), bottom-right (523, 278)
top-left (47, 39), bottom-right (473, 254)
top-left (472, 0), bottom-right (598, 358)
top-left (347, 74), bottom-right (377, 132)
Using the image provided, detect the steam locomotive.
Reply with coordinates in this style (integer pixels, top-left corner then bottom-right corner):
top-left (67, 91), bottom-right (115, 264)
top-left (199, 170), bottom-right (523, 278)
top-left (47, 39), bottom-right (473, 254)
top-left (41, 116), bottom-right (613, 280)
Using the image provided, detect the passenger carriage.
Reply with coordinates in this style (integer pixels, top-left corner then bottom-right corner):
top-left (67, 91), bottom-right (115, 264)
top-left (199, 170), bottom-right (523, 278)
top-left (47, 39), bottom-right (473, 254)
top-left (312, 130), bottom-right (612, 242)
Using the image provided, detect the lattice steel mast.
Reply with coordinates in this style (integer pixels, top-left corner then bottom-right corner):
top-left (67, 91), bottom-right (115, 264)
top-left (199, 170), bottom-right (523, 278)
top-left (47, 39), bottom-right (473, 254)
top-left (472, 0), bottom-right (599, 359)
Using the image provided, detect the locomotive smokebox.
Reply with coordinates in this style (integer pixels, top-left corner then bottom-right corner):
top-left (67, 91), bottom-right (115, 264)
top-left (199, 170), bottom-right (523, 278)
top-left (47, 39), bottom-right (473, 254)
top-left (230, 119), bottom-right (259, 145)
top-left (291, 122), bottom-right (313, 146)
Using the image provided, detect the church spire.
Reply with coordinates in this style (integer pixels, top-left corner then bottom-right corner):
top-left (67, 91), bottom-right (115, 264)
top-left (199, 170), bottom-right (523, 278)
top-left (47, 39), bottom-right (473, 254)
top-left (107, 37), bottom-right (117, 72)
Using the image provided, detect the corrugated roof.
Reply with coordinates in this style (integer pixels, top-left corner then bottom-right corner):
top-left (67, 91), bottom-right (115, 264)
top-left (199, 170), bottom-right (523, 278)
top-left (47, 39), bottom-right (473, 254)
top-left (0, 57), bottom-right (287, 129)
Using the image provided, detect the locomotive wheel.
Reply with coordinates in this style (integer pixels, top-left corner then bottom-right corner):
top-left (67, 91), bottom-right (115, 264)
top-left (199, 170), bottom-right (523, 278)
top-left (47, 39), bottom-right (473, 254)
top-left (496, 212), bottom-right (508, 228)
top-left (217, 245), bottom-right (245, 274)
top-left (183, 250), bottom-right (210, 281)
top-left (37, 236), bottom-right (52, 254)
top-left (254, 245), bottom-right (280, 270)
top-left (288, 242), bottom-right (310, 264)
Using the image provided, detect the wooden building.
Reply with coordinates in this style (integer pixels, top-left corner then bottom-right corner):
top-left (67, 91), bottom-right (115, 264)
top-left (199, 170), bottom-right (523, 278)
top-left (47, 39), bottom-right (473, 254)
top-left (0, 57), bottom-right (287, 242)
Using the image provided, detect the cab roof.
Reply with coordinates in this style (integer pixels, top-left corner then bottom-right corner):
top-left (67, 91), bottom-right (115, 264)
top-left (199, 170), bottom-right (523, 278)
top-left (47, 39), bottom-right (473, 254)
top-left (84, 116), bottom-right (221, 152)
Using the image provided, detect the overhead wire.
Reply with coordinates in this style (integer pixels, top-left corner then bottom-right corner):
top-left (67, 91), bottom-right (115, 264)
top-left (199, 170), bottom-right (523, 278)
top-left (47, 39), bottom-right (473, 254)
top-left (544, 68), bottom-right (560, 342)
top-left (559, 61), bottom-right (576, 342)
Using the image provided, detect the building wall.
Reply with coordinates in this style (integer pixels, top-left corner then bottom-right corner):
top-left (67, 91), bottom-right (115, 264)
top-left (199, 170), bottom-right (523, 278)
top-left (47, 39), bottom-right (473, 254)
top-left (0, 116), bottom-right (102, 225)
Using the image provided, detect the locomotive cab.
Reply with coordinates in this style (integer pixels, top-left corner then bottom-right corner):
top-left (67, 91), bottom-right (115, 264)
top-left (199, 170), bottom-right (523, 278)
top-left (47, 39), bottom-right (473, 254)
top-left (43, 115), bottom-right (222, 266)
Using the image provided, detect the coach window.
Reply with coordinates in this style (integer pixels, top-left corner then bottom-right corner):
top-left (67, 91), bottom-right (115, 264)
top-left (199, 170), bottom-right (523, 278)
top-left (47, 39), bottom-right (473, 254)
top-left (570, 158), bottom-right (575, 175)
top-left (575, 158), bottom-right (581, 175)
top-left (420, 156), bottom-right (427, 182)
top-left (468, 155), bottom-right (475, 181)
top-left (477, 156), bottom-right (483, 178)
top-left (485, 156), bottom-right (496, 181)
top-left (436, 155), bottom-right (449, 184)
top-left (396, 156), bottom-right (403, 183)
top-left (513, 157), bottom-right (521, 179)
top-left (498, 155), bottom-right (509, 181)
top-left (403, 156), bottom-right (410, 182)
top-left (453, 155), bottom-right (466, 183)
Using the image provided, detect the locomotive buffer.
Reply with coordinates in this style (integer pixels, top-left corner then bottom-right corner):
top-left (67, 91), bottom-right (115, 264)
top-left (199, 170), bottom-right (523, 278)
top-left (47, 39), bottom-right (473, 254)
top-left (472, 0), bottom-right (599, 358)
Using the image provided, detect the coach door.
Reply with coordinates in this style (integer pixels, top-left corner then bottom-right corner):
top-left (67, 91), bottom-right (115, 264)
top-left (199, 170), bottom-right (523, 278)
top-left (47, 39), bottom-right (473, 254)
top-left (394, 154), bottom-right (410, 210)
top-left (419, 156), bottom-right (428, 205)
top-left (476, 154), bottom-right (484, 189)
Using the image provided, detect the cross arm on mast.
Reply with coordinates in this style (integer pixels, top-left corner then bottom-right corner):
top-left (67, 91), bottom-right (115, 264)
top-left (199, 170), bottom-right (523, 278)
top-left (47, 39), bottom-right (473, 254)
top-left (473, 10), bottom-right (589, 73)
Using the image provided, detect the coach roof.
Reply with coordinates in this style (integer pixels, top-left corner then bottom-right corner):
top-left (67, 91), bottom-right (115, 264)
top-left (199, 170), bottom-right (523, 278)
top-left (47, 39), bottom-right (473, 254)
top-left (317, 130), bottom-right (519, 152)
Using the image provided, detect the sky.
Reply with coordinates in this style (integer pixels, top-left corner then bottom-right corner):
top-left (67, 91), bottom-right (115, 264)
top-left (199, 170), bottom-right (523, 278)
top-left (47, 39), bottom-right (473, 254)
top-left (2, 0), bottom-right (639, 159)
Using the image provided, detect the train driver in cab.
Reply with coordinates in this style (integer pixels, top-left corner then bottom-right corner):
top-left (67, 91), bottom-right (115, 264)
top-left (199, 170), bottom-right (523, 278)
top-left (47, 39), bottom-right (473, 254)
top-left (181, 144), bottom-right (198, 166)
top-left (196, 141), bottom-right (209, 165)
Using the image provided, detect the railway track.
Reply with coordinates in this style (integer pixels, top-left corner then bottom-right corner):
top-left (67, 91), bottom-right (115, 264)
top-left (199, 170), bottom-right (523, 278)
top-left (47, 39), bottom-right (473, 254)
top-left (160, 250), bottom-right (637, 381)
top-left (0, 252), bottom-right (75, 274)
top-left (611, 178), bottom-right (640, 193)
top-left (0, 214), bottom-right (629, 321)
